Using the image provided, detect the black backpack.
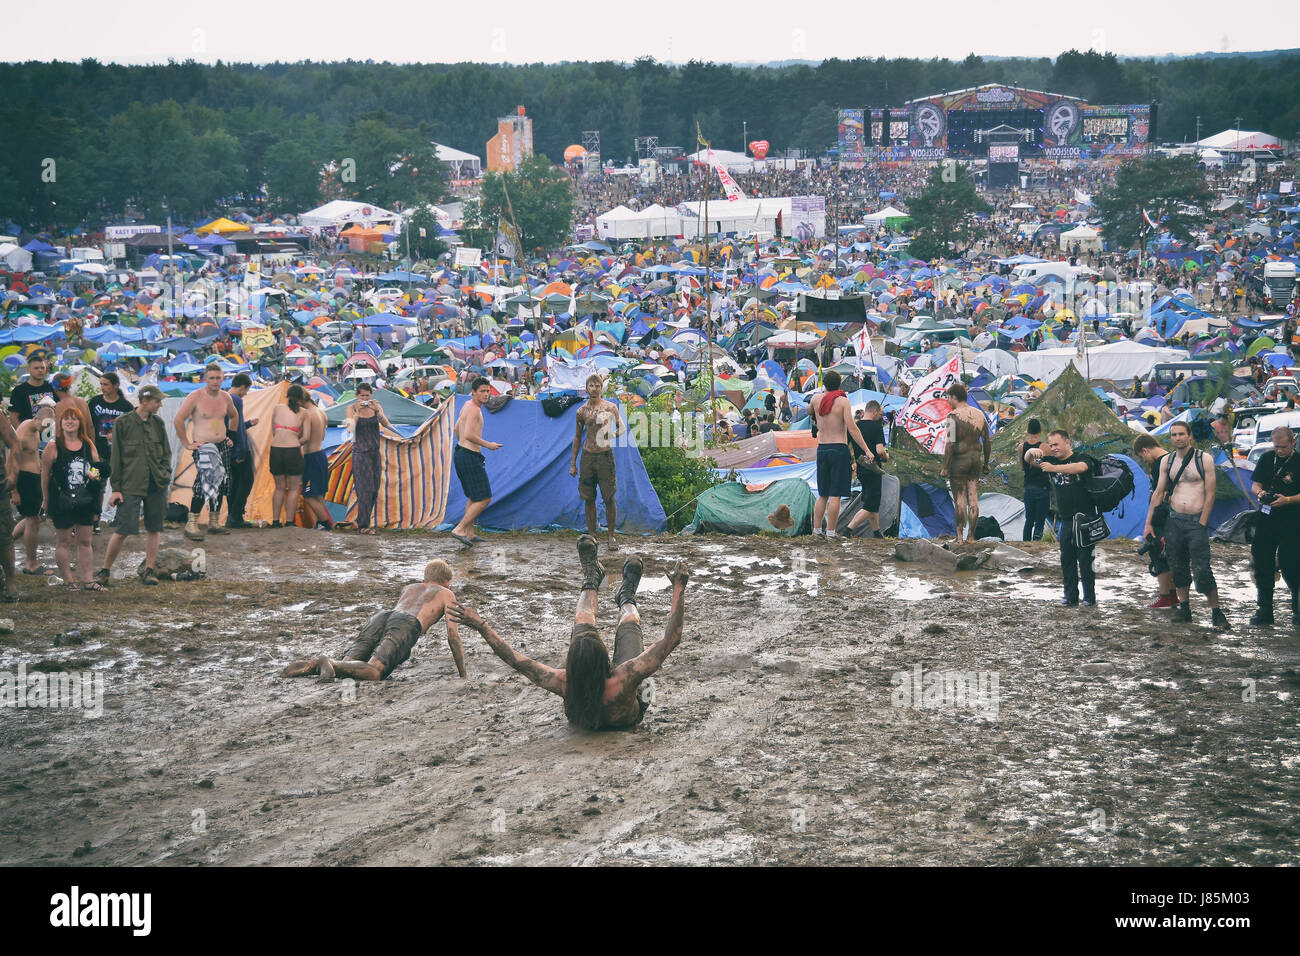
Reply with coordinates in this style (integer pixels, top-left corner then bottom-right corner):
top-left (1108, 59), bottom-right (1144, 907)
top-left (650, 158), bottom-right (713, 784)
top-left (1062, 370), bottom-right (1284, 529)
top-left (1086, 455), bottom-right (1136, 515)
top-left (974, 515), bottom-right (1004, 540)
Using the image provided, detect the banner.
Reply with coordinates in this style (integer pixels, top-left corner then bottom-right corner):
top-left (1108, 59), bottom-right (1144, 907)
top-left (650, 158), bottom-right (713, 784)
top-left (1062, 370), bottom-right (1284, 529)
top-left (708, 149), bottom-right (745, 202)
top-left (896, 354), bottom-right (961, 454)
top-left (454, 246), bottom-right (482, 269)
top-left (837, 109), bottom-right (866, 168)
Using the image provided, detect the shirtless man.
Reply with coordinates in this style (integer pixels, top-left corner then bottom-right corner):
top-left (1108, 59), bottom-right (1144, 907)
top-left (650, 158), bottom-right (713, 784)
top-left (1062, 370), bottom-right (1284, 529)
top-left (569, 373), bottom-right (624, 551)
top-left (449, 377), bottom-right (502, 546)
top-left (11, 401), bottom-right (56, 575)
top-left (1144, 420), bottom-right (1230, 629)
top-left (449, 536), bottom-right (689, 731)
top-left (172, 363), bottom-right (237, 541)
top-left (0, 407), bottom-right (20, 600)
top-left (299, 393), bottom-right (335, 530)
top-left (811, 370), bottom-right (874, 539)
top-left (280, 559), bottom-right (466, 680)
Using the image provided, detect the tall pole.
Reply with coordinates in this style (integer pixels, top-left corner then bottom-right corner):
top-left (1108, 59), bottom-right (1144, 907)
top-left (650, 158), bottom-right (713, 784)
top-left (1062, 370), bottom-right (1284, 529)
top-left (698, 123), bottom-right (717, 437)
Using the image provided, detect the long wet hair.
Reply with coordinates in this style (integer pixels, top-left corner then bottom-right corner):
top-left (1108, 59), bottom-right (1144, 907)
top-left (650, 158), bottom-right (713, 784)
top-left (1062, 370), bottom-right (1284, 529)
top-left (287, 384), bottom-right (308, 412)
top-left (564, 633), bottom-right (611, 731)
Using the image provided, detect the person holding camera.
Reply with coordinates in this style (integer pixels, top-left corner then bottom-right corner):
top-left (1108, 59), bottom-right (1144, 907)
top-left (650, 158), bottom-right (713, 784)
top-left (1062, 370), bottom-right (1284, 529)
top-left (1133, 433), bottom-right (1177, 609)
top-left (345, 382), bottom-right (394, 534)
top-left (1249, 425), bottom-right (1300, 626)
top-left (1029, 428), bottom-right (1098, 607)
top-left (1144, 421), bottom-right (1230, 629)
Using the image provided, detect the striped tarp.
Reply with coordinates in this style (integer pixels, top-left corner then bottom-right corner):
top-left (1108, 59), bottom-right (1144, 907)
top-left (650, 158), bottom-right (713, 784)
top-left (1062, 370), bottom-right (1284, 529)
top-left (325, 400), bottom-right (455, 529)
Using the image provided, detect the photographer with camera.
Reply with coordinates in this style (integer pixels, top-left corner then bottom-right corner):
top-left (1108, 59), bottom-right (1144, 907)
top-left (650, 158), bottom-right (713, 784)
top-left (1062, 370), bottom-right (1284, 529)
top-left (1144, 421), bottom-right (1230, 629)
top-left (1249, 425), bottom-right (1300, 626)
top-left (1133, 433), bottom-right (1176, 609)
top-left (345, 382), bottom-right (394, 534)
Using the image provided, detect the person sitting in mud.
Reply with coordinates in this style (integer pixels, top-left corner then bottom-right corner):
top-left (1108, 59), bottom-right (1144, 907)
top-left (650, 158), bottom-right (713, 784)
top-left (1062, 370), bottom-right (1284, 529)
top-left (448, 535), bottom-right (689, 731)
top-left (280, 559), bottom-right (466, 681)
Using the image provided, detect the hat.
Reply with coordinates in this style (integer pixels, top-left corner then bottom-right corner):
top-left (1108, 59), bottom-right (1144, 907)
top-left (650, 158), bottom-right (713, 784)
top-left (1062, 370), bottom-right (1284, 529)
top-left (137, 385), bottom-right (164, 402)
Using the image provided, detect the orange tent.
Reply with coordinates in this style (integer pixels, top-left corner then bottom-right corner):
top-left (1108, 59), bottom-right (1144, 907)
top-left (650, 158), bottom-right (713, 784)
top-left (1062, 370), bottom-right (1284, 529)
top-left (539, 280), bottom-right (573, 297)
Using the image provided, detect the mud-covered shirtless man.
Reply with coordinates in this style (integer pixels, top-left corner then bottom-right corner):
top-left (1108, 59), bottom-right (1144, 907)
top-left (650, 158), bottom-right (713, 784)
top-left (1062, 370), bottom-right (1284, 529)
top-left (280, 559), bottom-right (467, 680)
top-left (449, 535), bottom-right (689, 730)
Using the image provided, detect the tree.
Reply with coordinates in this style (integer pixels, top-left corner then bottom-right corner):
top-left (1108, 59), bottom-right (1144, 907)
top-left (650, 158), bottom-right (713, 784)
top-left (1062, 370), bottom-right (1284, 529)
top-left (339, 115), bottom-right (446, 211)
top-left (265, 139), bottom-right (324, 213)
top-left (478, 153), bottom-right (575, 255)
top-left (1096, 154), bottom-right (1212, 255)
top-left (404, 205), bottom-right (450, 262)
top-left (904, 163), bottom-right (991, 261)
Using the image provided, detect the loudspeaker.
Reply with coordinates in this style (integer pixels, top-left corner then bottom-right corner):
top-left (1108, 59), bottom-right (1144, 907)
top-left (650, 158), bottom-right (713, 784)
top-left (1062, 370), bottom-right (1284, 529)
top-left (881, 110), bottom-right (890, 146)
top-left (1148, 102), bottom-right (1158, 143)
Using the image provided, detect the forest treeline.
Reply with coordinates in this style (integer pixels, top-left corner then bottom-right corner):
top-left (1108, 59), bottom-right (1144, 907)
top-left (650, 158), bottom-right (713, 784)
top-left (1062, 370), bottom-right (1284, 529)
top-left (2, 50), bottom-right (1297, 227)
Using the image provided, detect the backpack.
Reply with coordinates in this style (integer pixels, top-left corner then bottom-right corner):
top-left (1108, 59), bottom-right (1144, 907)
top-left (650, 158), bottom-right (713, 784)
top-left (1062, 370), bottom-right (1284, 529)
top-left (1085, 454), bottom-right (1136, 515)
top-left (974, 515), bottom-right (1004, 541)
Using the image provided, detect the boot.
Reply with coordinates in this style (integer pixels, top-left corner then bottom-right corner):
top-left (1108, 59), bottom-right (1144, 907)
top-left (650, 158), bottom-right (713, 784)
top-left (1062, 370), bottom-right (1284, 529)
top-left (1211, 607), bottom-right (1230, 631)
top-left (1250, 598), bottom-right (1274, 626)
top-left (184, 515), bottom-right (205, 542)
top-left (207, 518), bottom-right (228, 535)
top-left (1172, 601), bottom-right (1192, 623)
top-left (616, 556), bottom-right (643, 609)
top-left (577, 534), bottom-right (605, 591)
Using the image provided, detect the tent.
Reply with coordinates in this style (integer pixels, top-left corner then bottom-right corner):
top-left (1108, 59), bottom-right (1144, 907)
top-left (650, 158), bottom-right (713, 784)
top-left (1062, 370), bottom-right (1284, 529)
top-left (1195, 129), bottom-right (1283, 151)
top-left (596, 206), bottom-right (642, 241)
top-left (298, 200), bottom-right (400, 230)
top-left (1059, 224), bottom-right (1102, 254)
top-left (325, 387), bottom-right (438, 427)
top-left (1015, 340), bottom-right (1189, 384)
top-left (687, 477), bottom-right (813, 536)
top-left (0, 243), bottom-right (34, 272)
top-left (441, 395), bottom-right (666, 533)
top-left (196, 217), bottom-right (247, 236)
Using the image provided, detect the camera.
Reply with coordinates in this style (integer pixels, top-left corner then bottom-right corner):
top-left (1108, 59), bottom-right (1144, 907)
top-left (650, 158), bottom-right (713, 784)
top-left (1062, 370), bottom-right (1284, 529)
top-left (1136, 534), bottom-right (1161, 558)
top-left (1259, 491), bottom-right (1279, 505)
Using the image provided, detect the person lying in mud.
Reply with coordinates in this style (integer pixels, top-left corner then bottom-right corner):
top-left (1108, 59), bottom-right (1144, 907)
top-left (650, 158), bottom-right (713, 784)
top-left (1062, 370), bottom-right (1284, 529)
top-left (280, 559), bottom-right (466, 681)
top-left (448, 535), bottom-right (688, 731)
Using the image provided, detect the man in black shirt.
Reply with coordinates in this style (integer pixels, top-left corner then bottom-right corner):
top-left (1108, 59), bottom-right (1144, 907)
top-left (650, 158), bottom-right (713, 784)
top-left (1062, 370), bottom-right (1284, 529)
top-left (1249, 425), bottom-right (1300, 625)
top-left (848, 401), bottom-right (890, 538)
top-left (88, 371), bottom-right (135, 534)
top-left (1020, 418), bottom-right (1051, 541)
top-left (1030, 428), bottom-right (1098, 606)
top-left (8, 352), bottom-right (56, 426)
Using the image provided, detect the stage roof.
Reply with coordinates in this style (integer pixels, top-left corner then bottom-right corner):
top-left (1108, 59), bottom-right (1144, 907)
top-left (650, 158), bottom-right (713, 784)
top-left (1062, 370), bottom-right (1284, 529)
top-left (903, 83), bottom-right (1085, 107)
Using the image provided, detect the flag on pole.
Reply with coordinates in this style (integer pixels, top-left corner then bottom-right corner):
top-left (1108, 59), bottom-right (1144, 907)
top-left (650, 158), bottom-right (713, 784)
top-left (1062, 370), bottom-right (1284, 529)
top-left (1142, 209), bottom-right (1159, 230)
top-left (896, 354), bottom-right (962, 454)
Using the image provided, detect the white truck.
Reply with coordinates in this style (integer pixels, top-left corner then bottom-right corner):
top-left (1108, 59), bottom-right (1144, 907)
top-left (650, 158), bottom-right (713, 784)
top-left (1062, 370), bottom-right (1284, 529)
top-left (1262, 261), bottom-right (1297, 309)
top-left (1010, 260), bottom-right (1100, 284)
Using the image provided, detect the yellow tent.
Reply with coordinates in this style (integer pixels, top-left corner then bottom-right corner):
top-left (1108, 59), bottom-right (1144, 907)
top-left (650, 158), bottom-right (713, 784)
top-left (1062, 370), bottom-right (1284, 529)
top-left (196, 217), bottom-right (247, 236)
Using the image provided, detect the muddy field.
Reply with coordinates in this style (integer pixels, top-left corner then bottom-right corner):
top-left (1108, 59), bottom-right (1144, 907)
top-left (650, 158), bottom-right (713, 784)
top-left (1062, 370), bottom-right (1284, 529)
top-left (1, 523), bottom-right (1298, 866)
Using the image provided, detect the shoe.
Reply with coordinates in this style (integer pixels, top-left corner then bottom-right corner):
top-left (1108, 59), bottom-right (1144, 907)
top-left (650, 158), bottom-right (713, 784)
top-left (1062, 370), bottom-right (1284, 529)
top-left (615, 556), bottom-right (643, 609)
top-left (207, 523), bottom-right (228, 535)
top-left (92, 521), bottom-right (101, 535)
top-left (577, 534), bottom-right (605, 591)
top-left (1211, 608), bottom-right (1230, 630)
top-left (1249, 609), bottom-right (1274, 626)
top-left (1172, 602), bottom-right (1192, 623)
top-left (1148, 594), bottom-right (1176, 609)
top-left (270, 521), bottom-right (282, 529)
top-left (94, 568), bottom-right (110, 588)
top-left (140, 567), bottom-right (159, 586)
top-left (1081, 598), bottom-right (1097, 607)
top-left (1057, 598), bottom-right (1078, 607)
top-left (872, 530), bottom-right (884, 539)
top-left (184, 516), bottom-right (204, 541)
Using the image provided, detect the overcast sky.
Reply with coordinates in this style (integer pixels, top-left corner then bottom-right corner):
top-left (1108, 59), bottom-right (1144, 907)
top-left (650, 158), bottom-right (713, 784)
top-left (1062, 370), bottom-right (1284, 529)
top-left (8, 1), bottom-right (1298, 65)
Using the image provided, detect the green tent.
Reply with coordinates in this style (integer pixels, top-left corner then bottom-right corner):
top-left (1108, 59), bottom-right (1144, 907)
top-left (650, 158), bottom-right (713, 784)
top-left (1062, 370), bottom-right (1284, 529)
top-left (688, 477), bottom-right (813, 537)
top-left (325, 386), bottom-right (435, 427)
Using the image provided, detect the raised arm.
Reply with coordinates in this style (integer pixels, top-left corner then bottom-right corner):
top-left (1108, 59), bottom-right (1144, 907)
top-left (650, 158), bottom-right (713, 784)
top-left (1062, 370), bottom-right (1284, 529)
top-left (448, 602), bottom-right (564, 695)
top-left (617, 562), bottom-right (689, 686)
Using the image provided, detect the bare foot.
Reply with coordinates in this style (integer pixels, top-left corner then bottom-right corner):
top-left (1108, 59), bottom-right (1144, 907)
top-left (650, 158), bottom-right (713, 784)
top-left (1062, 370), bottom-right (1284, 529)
top-left (280, 658), bottom-right (320, 678)
top-left (317, 655), bottom-right (336, 680)
top-left (668, 560), bottom-right (690, 589)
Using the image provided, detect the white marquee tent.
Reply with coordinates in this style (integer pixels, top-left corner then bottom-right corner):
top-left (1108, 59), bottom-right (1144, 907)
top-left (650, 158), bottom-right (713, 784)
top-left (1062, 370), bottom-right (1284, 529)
top-left (0, 243), bottom-right (33, 272)
top-left (1016, 340), bottom-right (1190, 384)
top-left (298, 200), bottom-right (400, 231)
top-left (1195, 129), bottom-right (1283, 151)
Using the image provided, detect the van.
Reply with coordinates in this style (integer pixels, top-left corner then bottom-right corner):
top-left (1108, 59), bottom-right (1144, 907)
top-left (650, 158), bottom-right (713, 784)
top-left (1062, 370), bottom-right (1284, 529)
top-left (1010, 260), bottom-right (1099, 285)
top-left (1150, 361), bottom-right (1211, 388)
top-left (1253, 410), bottom-right (1300, 448)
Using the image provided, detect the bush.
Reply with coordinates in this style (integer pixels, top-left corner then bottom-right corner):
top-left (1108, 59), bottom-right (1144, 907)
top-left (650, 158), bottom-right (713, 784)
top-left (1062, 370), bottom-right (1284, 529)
top-left (640, 443), bottom-right (723, 533)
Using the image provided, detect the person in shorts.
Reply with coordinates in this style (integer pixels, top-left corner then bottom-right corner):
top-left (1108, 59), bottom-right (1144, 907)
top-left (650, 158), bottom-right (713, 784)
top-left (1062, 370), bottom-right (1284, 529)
top-left (96, 385), bottom-right (171, 587)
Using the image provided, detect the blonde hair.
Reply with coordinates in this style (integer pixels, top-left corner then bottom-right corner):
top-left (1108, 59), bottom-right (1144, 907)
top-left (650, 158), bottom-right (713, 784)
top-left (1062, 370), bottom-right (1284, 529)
top-left (424, 559), bottom-right (452, 584)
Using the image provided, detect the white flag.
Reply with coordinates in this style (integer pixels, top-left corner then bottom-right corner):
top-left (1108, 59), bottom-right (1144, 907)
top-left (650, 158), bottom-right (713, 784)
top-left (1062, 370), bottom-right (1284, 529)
top-left (897, 354), bottom-right (962, 454)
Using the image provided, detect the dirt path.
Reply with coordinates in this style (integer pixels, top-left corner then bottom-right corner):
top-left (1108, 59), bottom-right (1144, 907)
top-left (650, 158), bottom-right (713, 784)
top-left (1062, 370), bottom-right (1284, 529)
top-left (2, 526), bottom-right (1298, 865)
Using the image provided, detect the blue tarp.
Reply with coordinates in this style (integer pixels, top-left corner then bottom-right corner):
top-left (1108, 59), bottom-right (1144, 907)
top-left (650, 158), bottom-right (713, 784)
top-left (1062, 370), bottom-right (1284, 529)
top-left (441, 396), bottom-right (667, 533)
top-left (0, 325), bottom-right (65, 344)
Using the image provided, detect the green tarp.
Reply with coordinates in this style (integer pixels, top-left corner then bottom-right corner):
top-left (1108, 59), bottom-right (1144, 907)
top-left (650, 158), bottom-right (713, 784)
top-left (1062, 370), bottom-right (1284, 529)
top-left (688, 476), bottom-right (813, 537)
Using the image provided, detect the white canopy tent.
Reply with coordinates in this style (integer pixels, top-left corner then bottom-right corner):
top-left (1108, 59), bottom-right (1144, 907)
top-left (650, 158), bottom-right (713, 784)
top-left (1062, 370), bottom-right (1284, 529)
top-left (595, 205), bottom-right (643, 240)
top-left (864, 205), bottom-right (910, 223)
top-left (1060, 224), bottom-right (1102, 253)
top-left (1195, 129), bottom-right (1283, 151)
top-left (1015, 340), bottom-right (1190, 384)
top-left (431, 142), bottom-right (482, 178)
top-left (298, 200), bottom-right (400, 230)
top-left (0, 243), bottom-right (33, 272)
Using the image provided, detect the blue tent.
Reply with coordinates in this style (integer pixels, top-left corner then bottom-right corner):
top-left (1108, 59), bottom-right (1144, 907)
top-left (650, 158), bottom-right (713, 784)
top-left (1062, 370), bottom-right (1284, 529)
top-left (441, 396), bottom-right (666, 533)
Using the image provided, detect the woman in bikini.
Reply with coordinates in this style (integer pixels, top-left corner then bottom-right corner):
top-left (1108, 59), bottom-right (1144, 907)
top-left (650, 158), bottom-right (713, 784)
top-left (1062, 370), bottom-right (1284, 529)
top-left (940, 382), bottom-right (990, 546)
top-left (269, 385), bottom-right (310, 527)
